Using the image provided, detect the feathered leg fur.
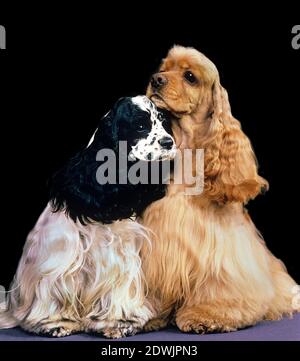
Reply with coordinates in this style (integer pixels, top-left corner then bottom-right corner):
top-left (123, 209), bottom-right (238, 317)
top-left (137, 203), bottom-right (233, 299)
top-left (0, 204), bottom-right (153, 338)
top-left (141, 192), bottom-right (299, 333)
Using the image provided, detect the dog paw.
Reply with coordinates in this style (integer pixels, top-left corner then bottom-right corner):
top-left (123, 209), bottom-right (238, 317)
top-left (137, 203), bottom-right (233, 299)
top-left (176, 305), bottom-right (240, 334)
top-left (177, 318), bottom-right (208, 334)
top-left (103, 322), bottom-right (139, 339)
top-left (144, 318), bottom-right (169, 332)
top-left (85, 316), bottom-right (145, 338)
top-left (177, 317), bottom-right (237, 334)
top-left (22, 319), bottom-right (82, 337)
top-left (41, 326), bottom-right (73, 337)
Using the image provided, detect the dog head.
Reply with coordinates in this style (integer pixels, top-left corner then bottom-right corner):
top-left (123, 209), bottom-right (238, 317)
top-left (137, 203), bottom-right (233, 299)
top-left (94, 96), bottom-right (176, 161)
top-left (147, 46), bottom-right (268, 204)
top-left (147, 46), bottom-right (217, 118)
top-left (50, 96), bottom-right (176, 224)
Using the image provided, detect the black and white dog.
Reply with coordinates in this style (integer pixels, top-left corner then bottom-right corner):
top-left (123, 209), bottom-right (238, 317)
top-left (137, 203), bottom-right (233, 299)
top-left (0, 96), bottom-right (176, 338)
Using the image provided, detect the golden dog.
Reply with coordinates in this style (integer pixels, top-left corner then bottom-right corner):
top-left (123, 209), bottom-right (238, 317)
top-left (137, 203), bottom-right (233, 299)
top-left (140, 46), bottom-right (299, 333)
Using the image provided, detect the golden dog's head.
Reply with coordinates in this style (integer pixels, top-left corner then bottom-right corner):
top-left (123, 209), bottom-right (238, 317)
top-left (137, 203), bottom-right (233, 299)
top-left (147, 46), bottom-right (268, 204)
top-left (147, 45), bottom-right (217, 117)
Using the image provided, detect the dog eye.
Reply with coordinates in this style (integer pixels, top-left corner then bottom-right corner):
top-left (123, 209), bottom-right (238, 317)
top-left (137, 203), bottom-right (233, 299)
top-left (137, 124), bottom-right (145, 132)
top-left (184, 71), bottom-right (197, 84)
top-left (158, 113), bottom-right (164, 121)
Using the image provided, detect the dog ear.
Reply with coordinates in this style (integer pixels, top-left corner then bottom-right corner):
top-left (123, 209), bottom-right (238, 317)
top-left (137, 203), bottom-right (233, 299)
top-left (49, 145), bottom-right (106, 224)
top-left (204, 81), bottom-right (268, 204)
top-left (49, 114), bottom-right (122, 225)
top-left (49, 117), bottom-right (135, 224)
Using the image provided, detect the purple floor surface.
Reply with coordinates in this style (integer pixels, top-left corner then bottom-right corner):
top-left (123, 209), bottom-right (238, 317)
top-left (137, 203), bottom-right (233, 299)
top-left (0, 313), bottom-right (299, 341)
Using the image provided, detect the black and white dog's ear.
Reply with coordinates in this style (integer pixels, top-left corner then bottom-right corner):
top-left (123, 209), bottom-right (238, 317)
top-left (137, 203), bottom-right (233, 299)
top-left (49, 145), bottom-right (103, 224)
top-left (49, 143), bottom-right (136, 225)
top-left (49, 104), bottom-right (123, 224)
top-left (48, 113), bottom-right (124, 225)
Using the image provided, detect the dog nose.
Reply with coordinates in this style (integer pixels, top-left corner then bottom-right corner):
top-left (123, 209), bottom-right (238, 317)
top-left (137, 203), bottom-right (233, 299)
top-left (151, 74), bottom-right (167, 90)
top-left (158, 137), bottom-right (173, 150)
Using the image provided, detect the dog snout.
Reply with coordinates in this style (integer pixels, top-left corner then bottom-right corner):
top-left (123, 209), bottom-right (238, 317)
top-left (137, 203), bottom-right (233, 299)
top-left (158, 136), bottom-right (173, 150)
top-left (151, 74), bottom-right (168, 90)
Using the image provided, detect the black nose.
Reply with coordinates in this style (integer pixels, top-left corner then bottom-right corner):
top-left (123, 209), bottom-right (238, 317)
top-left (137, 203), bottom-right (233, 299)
top-left (158, 137), bottom-right (173, 150)
top-left (151, 74), bottom-right (168, 90)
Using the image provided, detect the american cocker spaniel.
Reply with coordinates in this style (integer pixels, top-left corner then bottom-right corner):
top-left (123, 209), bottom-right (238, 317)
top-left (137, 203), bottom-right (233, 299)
top-left (0, 96), bottom-right (176, 338)
top-left (141, 46), bottom-right (299, 333)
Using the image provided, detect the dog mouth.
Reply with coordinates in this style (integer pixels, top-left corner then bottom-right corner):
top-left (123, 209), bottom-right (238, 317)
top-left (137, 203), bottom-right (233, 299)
top-left (129, 143), bottom-right (177, 162)
top-left (150, 93), bottom-right (190, 119)
top-left (150, 93), bottom-right (168, 108)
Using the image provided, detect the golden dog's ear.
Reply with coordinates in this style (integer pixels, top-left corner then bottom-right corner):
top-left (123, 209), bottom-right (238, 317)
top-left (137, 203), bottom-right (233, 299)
top-left (205, 81), bottom-right (268, 204)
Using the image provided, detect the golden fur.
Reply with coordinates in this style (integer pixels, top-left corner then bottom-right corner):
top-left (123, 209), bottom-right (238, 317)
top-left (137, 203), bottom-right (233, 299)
top-left (140, 46), bottom-right (299, 333)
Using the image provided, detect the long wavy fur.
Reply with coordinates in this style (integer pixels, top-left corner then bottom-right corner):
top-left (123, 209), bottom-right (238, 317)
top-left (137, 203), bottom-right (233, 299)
top-left (0, 205), bottom-right (153, 335)
top-left (0, 96), bottom-right (175, 338)
top-left (141, 46), bottom-right (299, 333)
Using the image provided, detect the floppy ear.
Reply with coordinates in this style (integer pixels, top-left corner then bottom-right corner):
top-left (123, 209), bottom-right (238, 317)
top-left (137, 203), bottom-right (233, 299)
top-left (49, 119), bottom-right (141, 224)
top-left (204, 81), bottom-right (268, 204)
top-left (49, 145), bottom-right (108, 224)
top-left (49, 114), bottom-right (121, 225)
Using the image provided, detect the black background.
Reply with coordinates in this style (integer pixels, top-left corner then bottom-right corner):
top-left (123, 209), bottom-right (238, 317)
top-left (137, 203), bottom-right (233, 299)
top-left (0, 12), bottom-right (299, 291)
